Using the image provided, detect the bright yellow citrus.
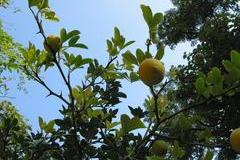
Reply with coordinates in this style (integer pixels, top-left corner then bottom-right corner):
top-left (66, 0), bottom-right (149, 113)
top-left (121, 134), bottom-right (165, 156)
top-left (230, 128), bottom-right (240, 152)
top-left (44, 35), bottom-right (62, 53)
top-left (138, 58), bottom-right (165, 86)
top-left (151, 140), bottom-right (169, 156)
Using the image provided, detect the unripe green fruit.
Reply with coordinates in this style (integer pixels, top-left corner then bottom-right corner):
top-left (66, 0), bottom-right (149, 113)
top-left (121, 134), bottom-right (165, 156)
top-left (151, 140), bottom-right (169, 156)
top-left (230, 128), bottom-right (240, 152)
top-left (193, 53), bottom-right (205, 66)
top-left (138, 58), bottom-right (165, 86)
top-left (44, 35), bottom-right (62, 53)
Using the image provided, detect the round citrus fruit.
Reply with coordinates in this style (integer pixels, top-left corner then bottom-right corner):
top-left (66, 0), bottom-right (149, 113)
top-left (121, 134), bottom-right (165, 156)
top-left (151, 140), bottom-right (169, 156)
top-left (194, 53), bottom-right (204, 66)
top-left (138, 58), bottom-right (165, 86)
top-left (230, 128), bottom-right (240, 152)
top-left (44, 35), bottom-right (62, 53)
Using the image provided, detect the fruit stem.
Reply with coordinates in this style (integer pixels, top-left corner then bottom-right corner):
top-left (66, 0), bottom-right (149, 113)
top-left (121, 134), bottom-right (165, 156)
top-left (146, 39), bottom-right (151, 53)
top-left (29, 7), bottom-right (82, 158)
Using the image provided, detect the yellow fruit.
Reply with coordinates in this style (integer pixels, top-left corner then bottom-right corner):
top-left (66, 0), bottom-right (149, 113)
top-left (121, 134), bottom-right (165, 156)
top-left (151, 140), bottom-right (169, 156)
top-left (44, 35), bottom-right (62, 53)
top-left (138, 58), bottom-right (165, 86)
top-left (230, 128), bottom-right (240, 152)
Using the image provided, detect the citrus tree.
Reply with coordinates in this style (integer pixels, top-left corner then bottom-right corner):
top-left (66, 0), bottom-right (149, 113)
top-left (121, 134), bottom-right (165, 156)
top-left (1, 0), bottom-right (240, 159)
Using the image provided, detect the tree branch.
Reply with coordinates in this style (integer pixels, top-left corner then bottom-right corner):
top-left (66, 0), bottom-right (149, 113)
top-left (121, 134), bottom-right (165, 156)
top-left (135, 83), bottom-right (240, 155)
top-left (156, 134), bottom-right (228, 149)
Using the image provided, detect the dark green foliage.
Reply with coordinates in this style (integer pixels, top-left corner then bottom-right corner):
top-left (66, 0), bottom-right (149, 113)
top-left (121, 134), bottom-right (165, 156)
top-left (2, 0), bottom-right (240, 159)
top-left (0, 101), bottom-right (30, 159)
top-left (159, 0), bottom-right (240, 159)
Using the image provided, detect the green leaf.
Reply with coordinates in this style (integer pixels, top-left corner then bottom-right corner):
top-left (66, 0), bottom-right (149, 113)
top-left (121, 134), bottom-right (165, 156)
top-left (210, 83), bottom-right (223, 96)
top-left (195, 77), bottom-right (210, 98)
top-left (151, 12), bottom-right (163, 27)
top-left (67, 30), bottom-right (80, 40)
top-left (28, 0), bottom-right (41, 7)
top-left (68, 36), bottom-right (80, 46)
top-left (195, 77), bottom-right (205, 93)
top-left (145, 51), bottom-right (153, 58)
top-left (112, 27), bottom-right (125, 49)
top-left (203, 150), bottom-right (214, 160)
top-left (74, 55), bottom-right (83, 68)
top-left (42, 9), bottom-right (59, 21)
top-left (123, 41), bottom-right (135, 48)
top-left (171, 141), bottom-right (185, 159)
top-left (82, 58), bottom-right (93, 65)
top-left (40, 0), bottom-right (49, 9)
top-left (231, 50), bottom-right (240, 68)
top-left (87, 109), bottom-right (104, 118)
top-left (107, 40), bottom-right (113, 49)
top-left (206, 67), bottom-right (223, 95)
top-left (69, 54), bottom-right (75, 65)
top-left (136, 49), bottom-right (146, 63)
top-left (106, 121), bottom-right (120, 129)
top-left (178, 115), bottom-right (191, 130)
top-left (114, 27), bottom-right (121, 42)
top-left (197, 129), bottom-right (212, 142)
top-left (72, 88), bottom-right (80, 99)
top-left (155, 44), bottom-right (164, 60)
top-left (223, 60), bottom-right (240, 80)
top-left (44, 120), bottom-right (55, 133)
top-left (60, 28), bottom-right (67, 42)
top-left (72, 43), bottom-right (88, 49)
top-left (121, 114), bottom-right (145, 134)
top-left (130, 72), bottom-right (139, 82)
top-left (206, 67), bottom-right (223, 84)
top-left (140, 5), bottom-right (153, 26)
top-left (107, 40), bottom-right (118, 56)
top-left (38, 116), bottom-right (46, 130)
top-left (123, 50), bottom-right (138, 65)
top-left (224, 72), bottom-right (239, 84)
top-left (115, 92), bottom-right (127, 98)
top-left (64, 52), bottom-right (70, 64)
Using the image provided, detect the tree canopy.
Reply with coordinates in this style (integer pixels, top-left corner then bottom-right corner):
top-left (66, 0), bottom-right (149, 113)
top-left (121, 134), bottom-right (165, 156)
top-left (1, 0), bottom-right (240, 159)
top-left (159, 0), bottom-right (240, 159)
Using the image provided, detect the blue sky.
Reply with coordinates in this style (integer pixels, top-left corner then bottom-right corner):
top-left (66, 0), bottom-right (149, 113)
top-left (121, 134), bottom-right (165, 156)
top-left (0, 0), bottom-right (193, 130)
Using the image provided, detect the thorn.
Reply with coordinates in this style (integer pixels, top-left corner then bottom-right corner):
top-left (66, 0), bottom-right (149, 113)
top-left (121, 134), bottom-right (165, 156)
top-left (82, 81), bottom-right (85, 88)
top-left (46, 92), bottom-right (52, 97)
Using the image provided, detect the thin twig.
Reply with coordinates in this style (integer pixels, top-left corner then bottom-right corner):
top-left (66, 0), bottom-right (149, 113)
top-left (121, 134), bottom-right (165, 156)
top-left (29, 7), bottom-right (81, 157)
top-left (156, 134), bottom-right (228, 149)
top-left (156, 80), bottom-right (172, 96)
top-left (134, 83), bottom-right (240, 155)
top-left (150, 86), bottom-right (160, 122)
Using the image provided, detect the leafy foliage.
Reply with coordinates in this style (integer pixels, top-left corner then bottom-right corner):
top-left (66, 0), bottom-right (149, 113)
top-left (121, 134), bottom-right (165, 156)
top-left (0, 0), bottom-right (9, 8)
top-left (0, 101), bottom-right (30, 159)
top-left (159, 0), bottom-right (240, 159)
top-left (2, 0), bottom-right (240, 159)
top-left (0, 21), bottom-right (25, 95)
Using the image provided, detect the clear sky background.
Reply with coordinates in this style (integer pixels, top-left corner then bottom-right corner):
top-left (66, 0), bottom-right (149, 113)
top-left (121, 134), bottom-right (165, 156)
top-left (0, 0), bottom-right (193, 130)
